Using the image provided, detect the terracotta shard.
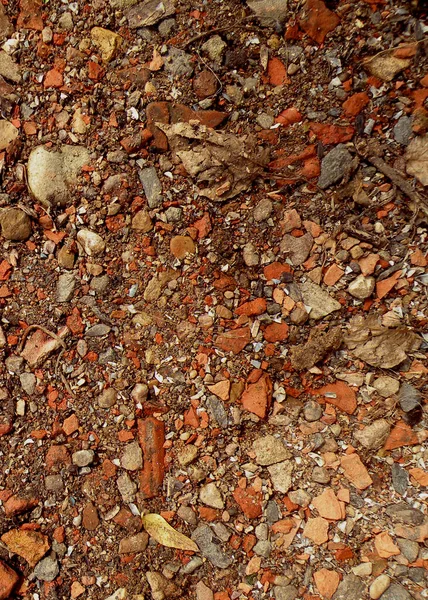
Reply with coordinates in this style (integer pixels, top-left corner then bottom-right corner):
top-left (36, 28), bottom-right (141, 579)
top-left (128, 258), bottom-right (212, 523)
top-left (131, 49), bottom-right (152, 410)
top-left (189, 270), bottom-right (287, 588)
top-left (138, 417), bottom-right (166, 499)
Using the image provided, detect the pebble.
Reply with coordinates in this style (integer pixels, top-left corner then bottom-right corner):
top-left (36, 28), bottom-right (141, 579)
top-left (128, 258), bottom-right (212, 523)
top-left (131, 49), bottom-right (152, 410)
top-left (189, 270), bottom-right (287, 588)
top-left (378, 583), bottom-right (413, 600)
top-left (268, 461), bottom-right (294, 493)
top-left (273, 585), bottom-right (298, 600)
top-left (393, 115), bottom-right (412, 146)
top-left (90, 275), bottom-right (110, 294)
top-left (373, 376), bottom-right (400, 398)
top-left (253, 434), bottom-right (291, 465)
top-left (138, 167), bottom-right (162, 208)
top-left (131, 384), bottom-right (148, 403)
top-left (117, 473), bottom-right (136, 503)
top-left (191, 525), bottom-right (233, 568)
top-left (195, 581), bottom-right (214, 600)
top-left (118, 532), bottom-right (148, 554)
top-left (77, 229), bottom-right (106, 256)
top-left (91, 27), bottom-right (122, 63)
top-left (177, 505), bottom-right (197, 526)
top-left (170, 235), bottom-right (196, 259)
top-left (131, 209), bottom-right (153, 232)
top-left (146, 572), bottom-right (178, 600)
top-left (318, 144), bottom-right (353, 189)
top-left (396, 539), bottom-right (419, 563)
top-left (354, 419), bottom-right (390, 450)
top-left (253, 199), bottom-right (273, 223)
top-left (0, 208), bottom-right (32, 241)
top-left (332, 574), bottom-right (366, 600)
top-left (391, 463), bottom-right (409, 496)
top-left (348, 274), bottom-right (375, 299)
top-left (202, 35), bottom-right (227, 61)
top-left (303, 400), bottom-right (323, 422)
top-left (352, 562), bottom-right (373, 576)
top-left (398, 382), bottom-right (422, 414)
top-left (370, 575), bottom-right (390, 599)
top-left (0, 50), bottom-right (21, 82)
top-left (300, 281), bottom-right (342, 320)
top-left (288, 489), bottom-right (311, 507)
top-left (199, 482), bottom-right (224, 509)
top-left (98, 388), bottom-right (117, 408)
top-left (253, 540), bottom-right (272, 557)
top-left (312, 466), bottom-right (331, 484)
top-left (72, 450), bottom-right (95, 467)
top-left (57, 245), bottom-right (75, 268)
top-left (33, 556), bottom-right (59, 582)
top-left (164, 47), bottom-right (193, 77)
top-left (56, 272), bottom-right (76, 302)
top-left (280, 233), bottom-right (313, 266)
top-left (45, 474), bottom-right (64, 492)
top-left (19, 372), bottom-right (36, 395)
top-left (121, 441), bottom-right (143, 471)
top-left (82, 502), bottom-right (99, 530)
top-left (243, 242), bottom-right (259, 266)
top-left (85, 324), bottom-right (111, 337)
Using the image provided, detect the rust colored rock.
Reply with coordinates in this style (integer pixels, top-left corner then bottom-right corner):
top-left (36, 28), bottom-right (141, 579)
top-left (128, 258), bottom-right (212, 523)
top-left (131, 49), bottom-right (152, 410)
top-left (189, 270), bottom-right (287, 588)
top-left (312, 381), bottom-right (357, 414)
top-left (235, 298), bottom-right (267, 317)
top-left (4, 494), bottom-right (39, 517)
top-left (384, 420), bottom-right (418, 450)
top-left (264, 322), bottom-right (289, 342)
top-left (299, 0), bottom-right (340, 45)
top-left (233, 486), bottom-right (263, 519)
top-left (138, 417), bottom-right (165, 499)
top-left (17, 0), bottom-right (43, 31)
top-left (309, 122), bottom-right (354, 145)
top-left (340, 454), bottom-right (373, 490)
top-left (146, 101), bottom-right (170, 151)
top-left (82, 502), bottom-right (99, 530)
top-left (0, 560), bottom-right (19, 600)
top-left (45, 445), bottom-right (71, 471)
top-left (1, 529), bottom-right (50, 567)
top-left (240, 372), bottom-right (272, 419)
top-left (342, 92), bottom-right (370, 117)
top-left (268, 57), bottom-right (288, 86)
top-left (193, 70), bottom-right (218, 98)
top-left (215, 327), bottom-right (251, 354)
top-left (117, 65), bottom-right (150, 86)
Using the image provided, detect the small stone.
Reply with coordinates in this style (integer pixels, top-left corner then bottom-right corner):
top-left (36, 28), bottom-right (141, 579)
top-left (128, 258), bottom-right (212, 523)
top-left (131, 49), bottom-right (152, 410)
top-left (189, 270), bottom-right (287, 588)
top-left (374, 532), bottom-right (400, 558)
top-left (233, 486), bottom-right (263, 519)
top-left (177, 444), bottom-right (198, 467)
top-left (85, 324), bottom-right (111, 337)
top-left (268, 460), bottom-right (293, 493)
top-left (82, 502), bottom-right (99, 530)
top-left (253, 198), bottom-right (273, 222)
top-left (0, 120), bottom-right (18, 151)
top-left (303, 517), bottom-right (329, 545)
top-left (0, 560), bottom-right (19, 599)
top-left (57, 272), bottom-right (76, 302)
top-left (394, 116), bottom-right (413, 146)
top-left (164, 47), bottom-right (193, 77)
top-left (195, 581), bottom-right (214, 600)
top-left (373, 377), bottom-right (400, 398)
top-left (288, 489), bottom-right (311, 507)
top-left (199, 482), bottom-right (224, 509)
top-left (0, 208), bottom-right (32, 241)
top-left (146, 572), bottom-right (179, 600)
top-left (312, 488), bottom-right (343, 520)
top-left (314, 568), bottom-right (340, 599)
top-left (253, 540), bottom-right (272, 557)
top-left (352, 562), bottom-right (373, 576)
top-left (170, 236), bottom-right (196, 259)
top-left (354, 419), bottom-right (390, 450)
top-left (340, 454), bottom-right (373, 490)
top-left (252, 434), bottom-right (291, 465)
top-left (90, 275), bottom-right (110, 294)
top-left (121, 441), bottom-right (143, 471)
top-left (385, 503), bottom-right (424, 525)
top-left (45, 475), bottom-right (64, 493)
top-left (300, 281), bottom-right (342, 320)
top-left (348, 274), bottom-right (375, 299)
top-left (378, 583), bottom-right (413, 600)
top-left (58, 11), bottom-right (73, 30)
top-left (77, 229), bottom-right (105, 256)
top-left (280, 233), bottom-right (313, 266)
top-left (139, 167), bottom-right (162, 208)
top-left (33, 556), bottom-right (59, 582)
top-left (193, 70), bottom-right (217, 99)
top-left (0, 50), bottom-right (20, 83)
top-left (132, 210), bottom-right (153, 232)
top-left (202, 35), bottom-right (227, 61)
top-left (117, 473), bottom-right (137, 503)
top-left (304, 400), bottom-right (323, 422)
top-left (241, 372), bottom-right (272, 418)
top-left (19, 372), bottom-right (36, 395)
top-left (91, 27), bottom-right (122, 63)
top-left (391, 463), bottom-right (409, 496)
top-left (396, 539), bottom-right (419, 563)
top-left (192, 524), bottom-right (233, 568)
top-left (118, 532), bottom-right (148, 554)
top-left (318, 144), bottom-right (353, 189)
top-left (274, 586), bottom-right (298, 600)
top-left (72, 450), bottom-right (95, 467)
top-left (131, 384), bottom-right (148, 403)
top-left (332, 574), bottom-right (366, 600)
top-left (243, 242), bottom-right (259, 266)
top-left (312, 466), bottom-right (331, 484)
top-left (57, 245), bottom-right (75, 268)
top-left (398, 383), bottom-right (422, 414)
top-left (1, 529), bottom-right (50, 567)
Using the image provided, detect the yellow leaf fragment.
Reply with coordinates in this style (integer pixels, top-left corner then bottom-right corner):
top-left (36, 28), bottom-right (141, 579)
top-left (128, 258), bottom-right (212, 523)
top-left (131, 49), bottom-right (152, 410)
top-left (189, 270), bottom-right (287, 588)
top-left (142, 513), bottom-right (199, 552)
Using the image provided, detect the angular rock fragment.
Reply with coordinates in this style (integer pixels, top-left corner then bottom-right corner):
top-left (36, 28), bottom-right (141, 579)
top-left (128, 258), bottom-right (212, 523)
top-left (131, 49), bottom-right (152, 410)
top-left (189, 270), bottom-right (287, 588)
top-left (192, 525), bottom-right (233, 568)
top-left (126, 0), bottom-right (176, 28)
top-left (280, 233), bottom-right (313, 266)
top-left (0, 120), bottom-right (18, 151)
top-left (138, 417), bottom-right (165, 499)
top-left (398, 382), bottom-right (423, 426)
top-left (252, 434), bottom-right (291, 466)
top-left (300, 281), bottom-right (341, 320)
top-left (318, 144), bottom-right (353, 189)
top-left (290, 326), bottom-right (342, 370)
top-left (354, 419), bottom-right (390, 450)
top-left (91, 27), bottom-right (122, 63)
top-left (1, 529), bottom-right (50, 567)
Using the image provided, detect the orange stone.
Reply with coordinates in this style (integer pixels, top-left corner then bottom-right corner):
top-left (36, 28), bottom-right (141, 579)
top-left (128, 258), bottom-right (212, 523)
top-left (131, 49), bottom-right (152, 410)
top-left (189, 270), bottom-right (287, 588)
top-left (409, 468), bottom-right (428, 486)
top-left (303, 517), bottom-right (329, 545)
top-left (374, 532), bottom-right (400, 558)
top-left (3, 494), bottom-right (39, 518)
top-left (384, 420), bottom-right (418, 450)
top-left (359, 253), bottom-right (380, 276)
top-left (264, 322), bottom-right (289, 342)
top-left (342, 92), bottom-right (370, 117)
top-left (312, 382), bottom-right (357, 414)
top-left (235, 298), bottom-right (267, 316)
top-left (240, 372), bottom-right (272, 419)
top-left (309, 123), bottom-right (354, 145)
top-left (340, 454), bottom-right (373, 490)
top-left (312, 488), bottom-right (342, 520)
top-left (410, 248), bottom-right (427, 267)
top-left (138, 417), bottom-right (165, 499)
top-left (170, 235), bottom-right (196, 259)
top-left (268, 57), bottom-right (288, 86)
top-left (299, 0), bottom-right (340, 44)
top-left (323, 264), bottom-right (344, 286)
top-left (215, 327), bottom-right (251, 354)
top-left (314, 568), bottom-right (340, 599)
top-left (233, 486), bottom-right (263, 519)
top-left (282, 209), bottom-right (302, 233)
top-left (275, 108), bottom-right (302, 126)
top-left (263, 262), bottom-right (291, 281)
top-left (43, 68), bottom-right (63, 89)
top-left (207, 380), bottom-right (230, 401)
top-left (63, 414), bottom-right (79, 436)
top-left (1, 529), bottom-right (50, 567)
top-left (376, 270), bottom-right (402, 300)
top-left (0, 559), bottom-right (19, 600)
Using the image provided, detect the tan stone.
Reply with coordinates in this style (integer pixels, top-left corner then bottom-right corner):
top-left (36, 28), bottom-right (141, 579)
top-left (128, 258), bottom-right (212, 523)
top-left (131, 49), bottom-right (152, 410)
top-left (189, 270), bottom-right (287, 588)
top-left (91, 27), bottom-right (122, 63)
top-left (170, 235), bottom-right (196, 259)
top-left (207, 380), bottom-right (230, 400)
top-left (1, 529), bottom-right (50, 567)
top-left (314, 568), bottom-right (340, 599)
top-left (303, 517), bottom-right (329, 545)
top-left (374, 532), bottom-right (400, 558)
top-left (340, 453), bottom-right (373, 490)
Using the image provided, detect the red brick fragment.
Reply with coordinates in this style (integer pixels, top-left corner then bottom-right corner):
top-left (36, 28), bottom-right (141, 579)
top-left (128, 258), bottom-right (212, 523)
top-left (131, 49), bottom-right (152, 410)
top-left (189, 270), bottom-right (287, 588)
top-left (342, 92), bottom-right (370, 117)
top-left (235, 298), bottom-right (267, 317)
top-left (309, 123), bottom-right (354, 144)
top-left (215, 327), bottom-right (250, 354)
top-left (240, 372), bottom-right (272, 419)
top-left (233, 486), bottom-right (263, 519)
top-left (138, 417), bottom-right (165, 499)
top-left (4, 494), bottom-right (39, 517)
top-left (17, 0), bottom-right (43, 31)
top-left (264, 322), bottom-right (289, 342)
top-left (0, 559), bottom-right (19, 600)
top-left (299, 0), bottom-right (340, 45)
top-left (275, 108), bottom-right (302, 126)
top-left (384, 420), bottom-right (419, 450)
top-left (312, 382), bottom-right (357, 414)
top-left (268, 58), bottom-right (288, 86)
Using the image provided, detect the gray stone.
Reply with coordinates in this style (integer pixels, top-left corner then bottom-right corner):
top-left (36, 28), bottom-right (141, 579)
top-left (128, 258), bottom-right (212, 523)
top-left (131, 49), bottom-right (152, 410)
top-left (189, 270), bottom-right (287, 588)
top-left (300, 280), bottom-right (342, 320)
top-left (72, 450), bottom-right (95, 467)
top-left (373, 376), bottom-right (400, 398)
top-left (77, 229), bottom-right (105, 256)
top-left (165, 206), bottom-right (182, 223)
top-left (398, 383), bottom-right (422, 414)
top-left (57, 272), bottom-right (76, 302)
top-left (126, 0), bottom-right (175, 27)
top-left (256, 113), bottom-right (274, 129)
top-left (397, 538), bottom-right (419, 563)
top-left (385, 503), bottom-right (424, 525)
top-left (85, 324), bottom-right (111, 337)
top-left (303, 400), bottom-right (323, 422)
top-left (212, 522), bottom-right (231, 542)
top-left (252, 434), bottom-right (291, 466)
top-left (0, 208), bottom-right (32, 241)
top-left (408, 567), bottom-right (425, 585)
top-left (117, 473), bottom-right (136, 503)
top-left (121, 441), bottom-right (143, 471)
top-left (205, 396), bottom-right (228, 428)
top-left (247, 0), bottom-right (289, 25)
top-left (199, 482), bottom-right (224, 509)
top-left (265, 500), bottom-right (281, 525)
top-left (312, 466), bottom-right (330, 484)
top-left (33, 556), bottom-right (59, 582)
top-left (45, 474), bottom-right (64, 492)
top-left (274, 585), bottom-right (298, 600)
top-left (180, 556), bottom-right (203, 574)
top-left (318, 145), bottom-right (353, 189)
top-left (177, 505), bottom-right (197, 525)
top-left (139, 167), bottom-right (162, 208)
top-left (164, 47), bottom-right (193, 77)
top-left (280, 233), bottom-right (313, 266)
top-left (253, 540), bottom-right (272, 557)
top-left (0, 50), bottom-right (20, 82)
top-left (19, 372), bottom-right (36, 395)
top-left (348, 274), bottom-right (375, 299)
top-left (131, 384), bottom-right (148, 403)
top-left (202, 35), bottom-right (227, 62)
top-left (268, 461), bottom-right (293, 493)
top-left (288, 489), bottom-right (311, 507)
top-left (158, 18), bottom-right (176, 38)
top-left (333, 574), bottom-right (366, 600)
top-left (394, 116), bottom-right (412, 146)
top-left (391, 463), bottom-right (409, 496)
top-left (255, 523), bottom-right (269, 540)
top-left (253, 198), bottom-right (273, 222)
top-left (90, 275), bottom-right (110, 294)
top-left (27, 145), bottom-right (90, 207)
top-left (379, 583), bottom-right (414, 600)
top-left (98, 388), bottom-right (117, 408)
top-left (192, 524), bottom-right (233, 568)
top-left (58, 11), bottom-right (73, 30)
top-left (354, 419), bottom-right (390, 450)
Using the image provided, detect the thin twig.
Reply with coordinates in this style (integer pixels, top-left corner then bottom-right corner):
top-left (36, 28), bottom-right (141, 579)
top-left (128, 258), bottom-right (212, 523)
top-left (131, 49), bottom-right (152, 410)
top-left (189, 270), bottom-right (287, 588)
top-left (17, 324), bottom-right (67, 355)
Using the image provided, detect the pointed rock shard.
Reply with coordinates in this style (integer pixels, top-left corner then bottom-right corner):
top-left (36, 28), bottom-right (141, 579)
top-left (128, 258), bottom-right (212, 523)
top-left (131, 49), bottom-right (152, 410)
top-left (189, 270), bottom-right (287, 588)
top-left (363, 52), bottom-right (411, 82)
top-left (312, 488), bottom-right (343, 520)
top-left (340, 454), bottom-right (372, 490)
top-left (312, 381), bottom-right (357, 414)
top-left (300, 281), bottom-right (341, 320)
top-left (1, 529), bottom-right (50, 567)
top-left (303, 517), bottom-right (329, 545)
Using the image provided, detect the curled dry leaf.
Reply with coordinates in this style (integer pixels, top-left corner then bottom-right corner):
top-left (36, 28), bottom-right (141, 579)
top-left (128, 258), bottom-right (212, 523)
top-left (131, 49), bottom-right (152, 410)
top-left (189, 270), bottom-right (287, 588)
top-left (405, 134), bottom-right (428, 186)
top-left (142, 513), bottom-right (199, 552)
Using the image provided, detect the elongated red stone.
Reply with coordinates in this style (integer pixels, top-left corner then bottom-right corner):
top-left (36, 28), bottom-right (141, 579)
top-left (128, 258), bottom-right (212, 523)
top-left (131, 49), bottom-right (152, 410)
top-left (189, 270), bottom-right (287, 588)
top-left (138, 417), bottom-right (165, 499)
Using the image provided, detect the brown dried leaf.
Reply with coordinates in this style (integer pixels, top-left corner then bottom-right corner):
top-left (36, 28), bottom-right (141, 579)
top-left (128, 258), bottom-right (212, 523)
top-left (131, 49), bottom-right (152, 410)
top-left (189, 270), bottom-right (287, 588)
top-left (405, 134), bottom-right (428, 186)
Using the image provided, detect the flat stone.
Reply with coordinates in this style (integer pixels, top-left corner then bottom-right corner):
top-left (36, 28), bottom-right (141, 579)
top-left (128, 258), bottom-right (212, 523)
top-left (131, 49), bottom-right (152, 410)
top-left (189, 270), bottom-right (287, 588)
top-left (126, 0), bottom-right (176, 27)
top-left (0, 50), bottom-right (20, 82)
top-left (333, 574), bottom-right (366, 600)
top-left (121, 441), bottom-right (143, 471)
top-left (394, 116), bottom-right (413, 146)
top-left (20, 372), bottom-right (36, 395)
top-left (27, 145), bottom-right (90, 207)
top-left (72, 450), bottom-right (94, 467)
top-left (340, 453), bottom-right (372, 490)
top-left (170, 235), bottom-right (196, 259)
top-left (91, 27), bottom-right (122, 63)
top-left (85, 324), bottom-right (111, 337)
top-left (33, 556), bottom-right (59, 582)
top-left (398, 383), bottom-right (422, 413)
top-left (1, 529), bottom-right (50, 567)
top-left (57, 272), bottom-right (76, 302)
top-left (118, 532), bottom-right (148, 554)
top-left (370, 575), bottom-right (390, 599)
top-left (268, 460), bottom-right (293, 493)
top-left (273, 585), bottom-right (298, 600)
top-left (199, 482), bottom-right (224, 509)
top-left (0, 208), bottom-right (32, 241)
top-left (373, 376), bottom-right (400, 398)
top-left (303, 400), bottom-right (323, 422)
top-left (164, 47), bottom-right (193, 77)
top-left (300, 280), bottom-right (341, 320)
top-left (280, 233), bottom-right (313, 266)
top-left (312, 466), bottom-right (331, 484)
top-left (348, 274), bottom-right (375, 299)
top-left (202, 35), bottom-right (227, 61)
top-left (138, 167), bottom-right (162, 208)
top-left (318, 144), bottom-right (353, 189)
top-left (396, 538), bottom-right (419, 563)
top-left (0, 120), bottom-right (18, 150)
top-left (312, 488), bottom-right (343, 520)
top-left (177, 444), bottom-right (198, 467)
top-left (0, 559), bottom-right (19, 599)
top-left (131, 209), bottom-right (153, 232)
top-left (378, 583), bottom-right (414, 600)
top-left (205, 396), bottom-right (228, 428)
top-left (391, 463), bottom-right (409, 496)
top-left (252, 435), bottom-right (291, 466)
top-left (117, 473), bottom-right (137, 503)
top-left (0, 5), bottom-right (13, 39)
top-left (385, 503), bottom-right (424, 525)
top-left (354, 419), bottom-right (390, 450)
top-left (253, 198), bottom-right (273, 222)
top-left (191, 524), bottom-right (233, 568)
top-left (98, 388), bottom-right (117, 408)
top-left (82, 502), bottom-right (99, 530)
top-left (303, 517), bottom-right (329, 545)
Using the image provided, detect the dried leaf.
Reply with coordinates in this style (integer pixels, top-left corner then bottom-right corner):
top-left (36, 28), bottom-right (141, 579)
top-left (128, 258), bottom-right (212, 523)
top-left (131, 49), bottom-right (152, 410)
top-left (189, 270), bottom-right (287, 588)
top-left (142, 513), bottom-right (199, 552)
top-left (157, 122), bottom-right (269, 201)
top-left (405, 134), bottom-right (428, 186)
top-left (344, 315), bottom-right (421, 368)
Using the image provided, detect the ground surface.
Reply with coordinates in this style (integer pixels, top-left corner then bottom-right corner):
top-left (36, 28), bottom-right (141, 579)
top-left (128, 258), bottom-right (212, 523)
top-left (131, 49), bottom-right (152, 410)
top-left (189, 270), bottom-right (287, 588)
top-left (0, 0), bottom-right (427, 599)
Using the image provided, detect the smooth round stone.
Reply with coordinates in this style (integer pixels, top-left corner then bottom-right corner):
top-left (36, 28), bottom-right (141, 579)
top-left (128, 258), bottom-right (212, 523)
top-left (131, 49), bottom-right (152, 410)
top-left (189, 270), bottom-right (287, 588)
top-left (77, 229), bottom-right (105, 255)
top-left (370, 574), bottom-right (390, 599)
top-left (98, 388), bottom-right (117, 408)
top-left (348, 274), bottom-right (375, 299)
top-left (170, 235), bottom-right (195, 259)
top-left (0, 208), bottom-right (32, 241)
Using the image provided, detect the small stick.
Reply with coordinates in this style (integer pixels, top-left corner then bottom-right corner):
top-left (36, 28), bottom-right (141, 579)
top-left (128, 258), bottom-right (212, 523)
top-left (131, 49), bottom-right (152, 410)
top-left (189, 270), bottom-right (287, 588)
top-left (17, 324), bottom-right (67, 355)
